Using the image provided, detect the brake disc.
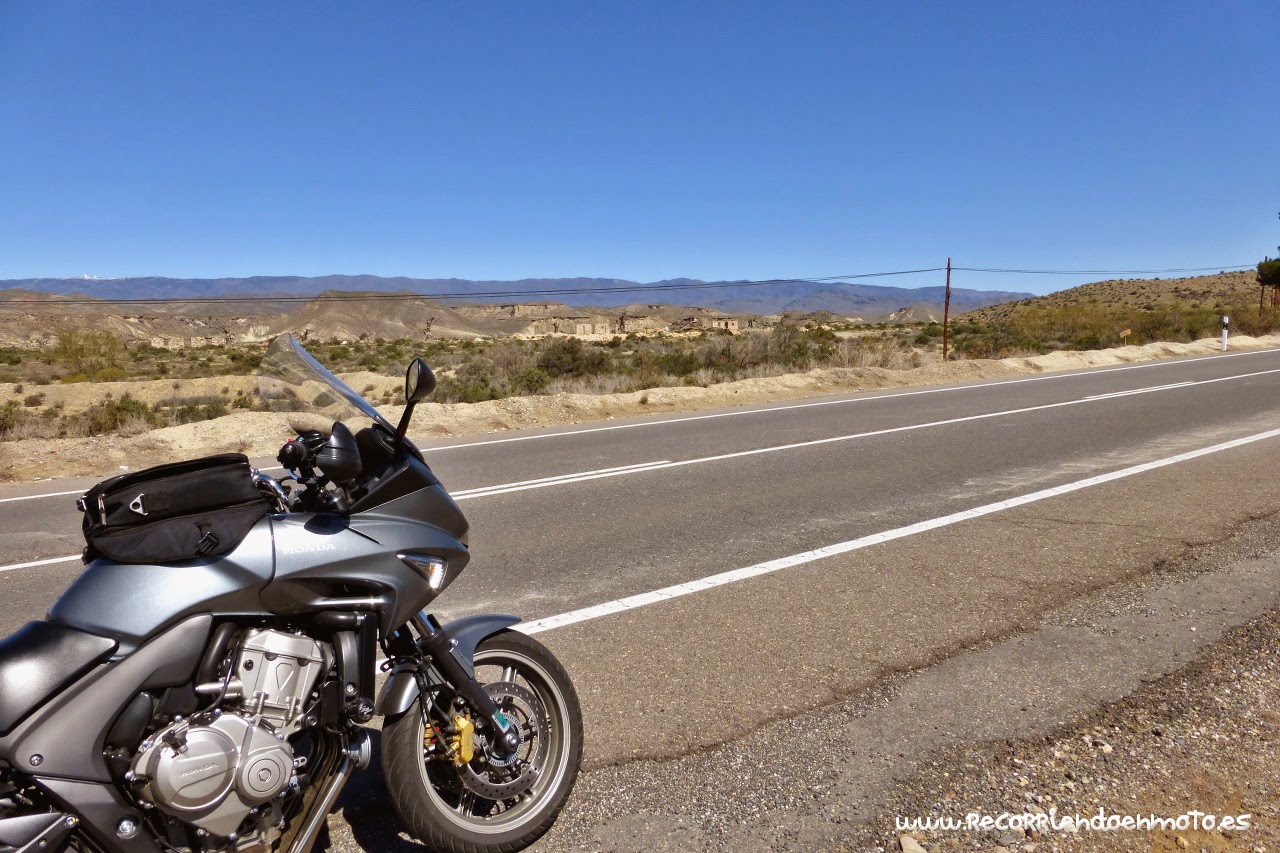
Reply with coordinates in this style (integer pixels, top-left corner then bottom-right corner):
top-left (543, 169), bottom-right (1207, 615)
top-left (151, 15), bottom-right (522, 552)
top-left (457, 681), bottom-right (549, 800)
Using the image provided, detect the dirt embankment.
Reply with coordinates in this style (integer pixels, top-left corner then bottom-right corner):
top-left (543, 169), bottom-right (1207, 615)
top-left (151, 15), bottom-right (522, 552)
top-left (2, 335), bottom-right (1276, 484)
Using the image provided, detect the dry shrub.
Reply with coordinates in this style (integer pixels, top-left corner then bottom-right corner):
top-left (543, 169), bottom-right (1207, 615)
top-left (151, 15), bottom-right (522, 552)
top-left (545, 374), bottom-right (651, 396)
top-left (116, 414), bottom-right (156, 438)
top-left (5, 417), bottom-right (61, 440)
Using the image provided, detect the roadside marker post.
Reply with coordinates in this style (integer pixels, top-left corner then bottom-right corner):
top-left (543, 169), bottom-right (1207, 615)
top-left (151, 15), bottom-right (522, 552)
top-left (1222, 315), bottom-right (1229, 352)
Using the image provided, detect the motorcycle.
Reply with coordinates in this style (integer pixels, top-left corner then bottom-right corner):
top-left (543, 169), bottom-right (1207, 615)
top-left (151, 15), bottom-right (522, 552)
top-left (0, 333), bottom-right (582, 853)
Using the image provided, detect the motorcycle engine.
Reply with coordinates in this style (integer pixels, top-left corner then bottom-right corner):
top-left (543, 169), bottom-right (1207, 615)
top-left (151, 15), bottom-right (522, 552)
top-left (130, 629), bottom-right (327, 840)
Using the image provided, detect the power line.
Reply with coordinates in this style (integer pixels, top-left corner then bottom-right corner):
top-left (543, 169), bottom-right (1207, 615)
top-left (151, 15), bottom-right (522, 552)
top-left (0, 267), bottom-right (947, 306)
top-left (955, 264), bottom-right (1254, 276)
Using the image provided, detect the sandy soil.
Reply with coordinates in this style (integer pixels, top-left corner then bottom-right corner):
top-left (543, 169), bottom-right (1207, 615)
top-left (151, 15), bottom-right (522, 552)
top-left (2, 335), bottom-right (1275, 484)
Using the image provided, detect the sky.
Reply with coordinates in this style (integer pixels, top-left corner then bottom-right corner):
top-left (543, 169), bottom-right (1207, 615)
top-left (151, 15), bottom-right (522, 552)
top-left (1, 1), bottom-right (1277, 295)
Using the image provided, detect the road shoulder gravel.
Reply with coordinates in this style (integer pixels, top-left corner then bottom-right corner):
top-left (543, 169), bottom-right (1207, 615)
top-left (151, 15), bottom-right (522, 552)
top-left (522, 511), bottom-right (1280, 852)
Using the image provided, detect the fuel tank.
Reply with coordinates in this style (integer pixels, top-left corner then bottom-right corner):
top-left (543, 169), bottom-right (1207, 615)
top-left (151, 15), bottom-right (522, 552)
top-left (47, 518), bottom-right (275, 649)
top-left (47, 482), bottom-right (471, 645)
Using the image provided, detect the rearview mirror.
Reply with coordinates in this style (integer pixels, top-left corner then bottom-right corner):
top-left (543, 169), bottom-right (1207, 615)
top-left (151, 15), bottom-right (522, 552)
top-left (405, 358), bottom-right (437, 404)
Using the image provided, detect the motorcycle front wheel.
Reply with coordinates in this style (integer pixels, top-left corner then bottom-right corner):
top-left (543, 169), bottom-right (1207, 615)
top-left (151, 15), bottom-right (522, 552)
top-left (382, 630), bottom-right (583, 853)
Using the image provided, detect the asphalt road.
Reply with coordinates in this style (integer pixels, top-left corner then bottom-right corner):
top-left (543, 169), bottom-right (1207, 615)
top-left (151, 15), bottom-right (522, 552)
top-left (5, 348), bottom-right (1280, 629)
top-left (5, 348), bottom-right (1280, 849)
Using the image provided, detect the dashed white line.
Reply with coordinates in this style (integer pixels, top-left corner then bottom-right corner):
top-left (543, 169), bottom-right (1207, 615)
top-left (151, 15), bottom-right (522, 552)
top-left (421, 347), bottom-right (1280, 452)
top-left (4, 366), bottom-right (1280, 575)
top-left (1085, 381), bottom-right (1195, 401)
top-left (5, 347), bottom-right (1280, 506)
top-left (446, 367), bottom-right (1280, 499)
top-left (451, 461), bottom-right (673, 497)
top-left (517, 425), bottom-right (1280, 634)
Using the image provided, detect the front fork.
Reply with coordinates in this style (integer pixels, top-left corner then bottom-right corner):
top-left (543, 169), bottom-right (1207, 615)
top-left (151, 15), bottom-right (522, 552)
top-left (405, 614), bottom-right (521, 756)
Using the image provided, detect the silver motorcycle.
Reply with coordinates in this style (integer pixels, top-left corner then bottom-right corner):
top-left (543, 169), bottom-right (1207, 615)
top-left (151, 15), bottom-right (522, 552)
top-left (0, 333), bottom-right (582, 853)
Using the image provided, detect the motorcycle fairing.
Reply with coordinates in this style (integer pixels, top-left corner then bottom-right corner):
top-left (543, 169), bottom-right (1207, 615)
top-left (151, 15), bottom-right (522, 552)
top-left (0, 622), bottom-right (118, 734)
top-left (0, 615), bottom-right (211, 784)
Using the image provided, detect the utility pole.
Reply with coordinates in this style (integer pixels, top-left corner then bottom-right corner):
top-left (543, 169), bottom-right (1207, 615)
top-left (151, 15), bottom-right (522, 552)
top-left (942, 257), bottom-right (952, 361)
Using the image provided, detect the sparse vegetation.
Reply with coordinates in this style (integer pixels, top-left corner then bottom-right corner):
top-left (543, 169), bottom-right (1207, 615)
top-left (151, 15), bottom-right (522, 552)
top-left (947, 301), bottom-right (1280, 359)
top-left (952, 271), bottom-right (1280, 359)
top-left (419, 325), bottom-right (919, 403)
top-left (4, 270), bottom-right (1278, 441)
top-left (0, 386), bottom-right (267, 441)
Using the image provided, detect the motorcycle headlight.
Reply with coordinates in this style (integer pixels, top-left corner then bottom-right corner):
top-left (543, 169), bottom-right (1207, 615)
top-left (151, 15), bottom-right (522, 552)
top-left (399, 554), bottom-right (448, 591)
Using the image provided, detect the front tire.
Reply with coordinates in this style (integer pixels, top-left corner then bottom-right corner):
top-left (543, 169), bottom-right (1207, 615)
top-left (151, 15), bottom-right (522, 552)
top-left (382, 630), bottom-right (583, 853)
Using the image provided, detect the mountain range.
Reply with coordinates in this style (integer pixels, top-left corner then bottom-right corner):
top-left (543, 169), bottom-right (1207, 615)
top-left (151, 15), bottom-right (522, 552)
top-left (0, 275), bottom-right (1033, 318)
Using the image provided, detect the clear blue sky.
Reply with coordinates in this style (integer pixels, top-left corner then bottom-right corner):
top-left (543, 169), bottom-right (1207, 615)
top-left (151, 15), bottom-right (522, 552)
top-left (1, 1), bottom-right (1276, 294)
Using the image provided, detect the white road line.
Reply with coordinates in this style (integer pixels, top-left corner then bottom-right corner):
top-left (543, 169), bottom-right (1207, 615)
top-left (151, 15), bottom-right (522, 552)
top-left (421, 347), bottom-right (1280, 452)
top-left (6, 347), bottom-right (1280, 505)
top-left (451, 461), bottom-right (674, 497)
top-left (1085, 381), bottom-right (1195, 400)
top-left (0, 488), bottom-right (89, 505)
top-left (5, 366), bottom-right (1280, 574)
top-left (0, 554), bottom-right (82, 573)
top-left (517, 426), bottom-right (1280, 634)
top-left (454, 460), bottom-right (677, 500)
top-left (441, 367), bottom-right (1280, 500)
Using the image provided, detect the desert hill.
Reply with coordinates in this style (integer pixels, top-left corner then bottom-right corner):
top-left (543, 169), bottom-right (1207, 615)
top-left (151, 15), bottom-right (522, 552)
top-left (0, 289), bottom-right (517, 348)
top-left (0, 289), bottom-right (285, 348)
top-left (287, 291), bottom-right (525, 341)
top-left (961, 270), bottom-right (1259, 324)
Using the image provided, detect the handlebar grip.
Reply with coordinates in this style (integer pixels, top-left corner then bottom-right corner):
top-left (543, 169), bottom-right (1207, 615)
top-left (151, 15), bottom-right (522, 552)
top-left (278, 439), bottom-right (309, 470)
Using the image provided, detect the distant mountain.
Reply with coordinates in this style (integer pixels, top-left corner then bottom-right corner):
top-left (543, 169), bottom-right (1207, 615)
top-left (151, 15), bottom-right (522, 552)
top-left (1, 275), bottom-right (1033, 318)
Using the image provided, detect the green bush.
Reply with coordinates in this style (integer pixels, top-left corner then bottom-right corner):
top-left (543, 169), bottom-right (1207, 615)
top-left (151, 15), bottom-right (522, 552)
top-left (53, 331), bottom-right (125, 373)
top-left (657, 350), bottom-right (701, 376)
top-left (767, 325), bottom-right (812, 367)
top-left (514, 367), bottom-right (551, 394)
top-left (173, 401), bottom-right (229, 424)
top-left (227, 351), bottom-right (263, 374)
top-left (536, 338), bottom-right (610, 378)
top-left (73, 394), bottom-right (154, 435)
top-left (0, 401), bottom-right (20, 435)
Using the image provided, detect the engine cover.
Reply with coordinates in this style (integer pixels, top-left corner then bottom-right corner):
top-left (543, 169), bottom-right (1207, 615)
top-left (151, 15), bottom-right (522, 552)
top-left (132, 713), bottom-right (295, 838)
top-left (235, 629), bottom-right (326, 736)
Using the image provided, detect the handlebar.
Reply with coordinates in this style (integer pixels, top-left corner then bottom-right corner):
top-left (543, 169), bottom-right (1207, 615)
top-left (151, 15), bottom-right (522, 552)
top-left (262, 428), bottom-right (355, 515)
top-left (251, 468), bottom-right (291, 513)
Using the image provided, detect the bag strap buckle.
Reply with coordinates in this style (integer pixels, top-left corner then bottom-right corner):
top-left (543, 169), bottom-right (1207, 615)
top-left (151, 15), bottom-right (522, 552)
top-left (196, 528), bottom-right (220, 555)
top-left (128, 494), bottom-right (149, 516)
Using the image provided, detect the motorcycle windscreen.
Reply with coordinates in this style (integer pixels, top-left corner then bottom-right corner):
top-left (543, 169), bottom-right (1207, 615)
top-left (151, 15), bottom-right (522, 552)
top-left (258, 333), bottom-right (396, 434)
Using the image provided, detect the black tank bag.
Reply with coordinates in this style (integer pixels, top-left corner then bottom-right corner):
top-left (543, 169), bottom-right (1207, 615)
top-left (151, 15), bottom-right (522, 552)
top-left (78, 453), bottom-right (269, 564)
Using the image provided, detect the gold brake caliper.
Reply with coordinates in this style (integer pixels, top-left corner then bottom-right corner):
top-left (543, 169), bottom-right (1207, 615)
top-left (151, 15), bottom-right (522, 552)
top-left (447, 714), bottom-right (475, 766)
